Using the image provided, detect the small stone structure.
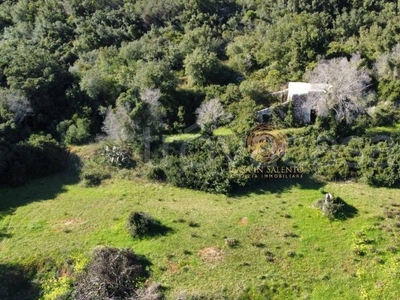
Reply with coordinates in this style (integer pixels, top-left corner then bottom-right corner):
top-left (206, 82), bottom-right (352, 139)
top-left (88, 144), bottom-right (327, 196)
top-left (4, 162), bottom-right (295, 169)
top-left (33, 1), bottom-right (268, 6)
top-left (258, 82), bottom-right (331, 124)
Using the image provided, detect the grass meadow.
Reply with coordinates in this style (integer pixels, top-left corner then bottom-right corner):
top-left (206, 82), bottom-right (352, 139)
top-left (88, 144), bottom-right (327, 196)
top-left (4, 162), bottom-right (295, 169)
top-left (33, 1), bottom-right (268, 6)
top-left (1, 171), bottom-right (400, 299)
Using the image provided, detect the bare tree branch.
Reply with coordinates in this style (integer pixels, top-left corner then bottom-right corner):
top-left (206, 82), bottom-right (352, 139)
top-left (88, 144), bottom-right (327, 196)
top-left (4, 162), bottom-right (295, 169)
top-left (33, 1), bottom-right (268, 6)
top-left (375, 43), bottom-right (400, 80)
top-left (307, 53), bottom-right (372, 124)
top-left (1, 91), bottom-right (33, 125)
top-left (102, 104), bottom-right (133, 142)
top-left (195, 98), bottom-right (230, 132)
top-left (140, 88), bottom-right (163, 121)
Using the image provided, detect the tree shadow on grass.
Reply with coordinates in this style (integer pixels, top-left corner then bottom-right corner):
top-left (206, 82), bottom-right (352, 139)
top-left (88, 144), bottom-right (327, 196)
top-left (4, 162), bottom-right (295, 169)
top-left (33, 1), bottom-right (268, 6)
top-left (0, 229), bottom-right (12, 242)
top-left (136, 222), bottom-right (174, 239)
top-left (230, 174), bottom-right (325, 198)
top-left (0, 263), bottom-right (41, 300)
top-left (0, 157), bottom-right (81, 221)
top-left (335, 197), bottom-right (359, 220)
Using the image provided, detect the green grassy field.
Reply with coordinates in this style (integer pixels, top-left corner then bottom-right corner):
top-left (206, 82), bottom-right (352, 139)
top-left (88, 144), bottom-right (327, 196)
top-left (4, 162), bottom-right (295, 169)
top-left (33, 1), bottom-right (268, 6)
top-left (164, 127), bottom-right (234, 143)
top-left (366, 122), bottom-right (400, 136)
top-left (1, 172), bottom-right (400, 299)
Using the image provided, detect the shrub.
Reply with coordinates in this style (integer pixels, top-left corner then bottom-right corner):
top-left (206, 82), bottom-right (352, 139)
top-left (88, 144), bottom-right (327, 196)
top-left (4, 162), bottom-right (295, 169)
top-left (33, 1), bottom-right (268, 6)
top-left (322, 198), bottom-right (344, 220)
top-left (162, 136), bottom-right (253, 194)
top-left (127, 212), bottom-right (169, 238)
top-left (74, 247), bottom-right (150, 300)
top-left (0, 134), bottom-right (69, 186)
top-left (370, 103), bottom-right (399, 126)
top-left (360, 142), bottom-right (400, 187)
top-left (99, 144), bottom-right (135, 169)
top-left (57, 117), bottom-right (92, 145)
top-left (80, 169), bottom-right (111, 187)
top-left (64, 118), bottom-right (92, 145)
top-left (283, 127), bottom-right (400, 187)
top-left (163, 153), bottom-right (231, 194)
top-left (147, 167), bottom-right (166, 182)
top-left (313, 193), bottom-right (356, 220)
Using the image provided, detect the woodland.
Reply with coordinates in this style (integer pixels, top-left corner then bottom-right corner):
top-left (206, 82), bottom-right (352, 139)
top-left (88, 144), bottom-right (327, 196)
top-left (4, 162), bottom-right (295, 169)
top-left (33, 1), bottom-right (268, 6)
top-left (0, 0), bottom-right (400, 188)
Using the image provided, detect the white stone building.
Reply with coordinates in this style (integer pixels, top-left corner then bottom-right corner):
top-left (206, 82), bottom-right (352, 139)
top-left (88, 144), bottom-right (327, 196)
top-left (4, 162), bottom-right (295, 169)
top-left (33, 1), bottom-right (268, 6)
top-left (258, 82), bottom-right (331, 124)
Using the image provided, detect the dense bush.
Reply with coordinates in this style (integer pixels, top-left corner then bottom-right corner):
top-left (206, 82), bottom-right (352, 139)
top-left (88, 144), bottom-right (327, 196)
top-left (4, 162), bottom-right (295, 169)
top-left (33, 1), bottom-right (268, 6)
top-left (360, 141), bottom-right (400, 187)
top-left (163, 153), bottom-right (231, 194)
top-left (161, 136), bottom-right (253, 194)
top-left (147, 166), bottom-right (166, 181)
top-left (127, 211), bottom-right (168, 238)
top-left (74, 247), bottom-right (150, 300)
top-left (0, 134), bottom-right (69, 186)
top-left (283, 127), bottom-right (400, 187)
top-left (369, 103), bottom-right (400, 126)
top-left (64, 118), bottom-right (92, 146)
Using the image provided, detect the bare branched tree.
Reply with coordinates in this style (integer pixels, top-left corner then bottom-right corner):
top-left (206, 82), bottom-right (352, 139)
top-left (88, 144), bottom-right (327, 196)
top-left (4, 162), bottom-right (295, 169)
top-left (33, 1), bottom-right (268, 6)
top-left (1, 91), bottom-right (33, 125)
top-left (102, 88), bottom-right (164, 161)
top-left (102, 104), bottom-right (133, 142)
top-left (375, 43), bottom-right (400, 80)
top-left (307, 54), bottom-right (372, 123)
top-left (140, 88), bottom-right (162, 121)
top-left (195, 98), bottom-right (229, 132)
top-left (139, 88), bottom-right (163, 161)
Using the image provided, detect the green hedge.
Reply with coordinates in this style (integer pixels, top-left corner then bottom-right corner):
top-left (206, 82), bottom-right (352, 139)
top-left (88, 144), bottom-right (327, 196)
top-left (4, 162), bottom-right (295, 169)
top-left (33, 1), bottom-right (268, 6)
top-left (160, 136), bottom-right (253, 194)
top-left (1, 134), bottom-right (69, 186)
top-left (283, 128), bottom-right (400, 187)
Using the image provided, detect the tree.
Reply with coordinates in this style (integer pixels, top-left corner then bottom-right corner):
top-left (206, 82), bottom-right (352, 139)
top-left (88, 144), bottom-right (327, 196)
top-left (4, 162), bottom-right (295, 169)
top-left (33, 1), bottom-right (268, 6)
top-left (1, 91), bottom-right (32, 125)
top-left (228, 97), bottom-right (259, 134)
top-left (102, 104), bottom-right (133, 143)
top-left (184, 47), bottom-right (220, 86)
top-left (255, 12), bottom-right (331, 83)
top-left (307, 53), bottom-right (372, 124)
top-left (375, 43), bottom-right (400, 103)
top-left (140, 88), bottom-right (163, 161)
top-left (103, 88), bottom-right (164, 161)
top-left (196, 98), bottom-right (229, 133)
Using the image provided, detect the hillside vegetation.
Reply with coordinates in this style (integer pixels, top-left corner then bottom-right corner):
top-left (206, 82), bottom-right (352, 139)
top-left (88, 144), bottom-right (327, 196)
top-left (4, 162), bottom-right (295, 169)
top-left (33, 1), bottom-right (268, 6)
top-left (1, 1), bottom-right (400, 299)
top-left (1, 0), bottom-right (400, 186)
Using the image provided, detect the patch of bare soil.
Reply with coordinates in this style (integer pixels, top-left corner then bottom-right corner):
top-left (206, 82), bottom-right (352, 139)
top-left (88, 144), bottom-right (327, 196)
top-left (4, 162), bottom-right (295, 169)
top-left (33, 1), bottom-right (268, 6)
top-left (198, 247), bottom-right (224, 264)
top-left (240, 217), bottom-right (248, 225)
top-left (53, 218), bottom-right (85, 232)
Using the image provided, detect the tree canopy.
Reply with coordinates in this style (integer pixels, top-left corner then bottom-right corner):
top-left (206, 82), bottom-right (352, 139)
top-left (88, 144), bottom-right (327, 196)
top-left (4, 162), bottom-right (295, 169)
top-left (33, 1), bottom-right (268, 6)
top-left (1, 0), bottom-right (400, 184)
